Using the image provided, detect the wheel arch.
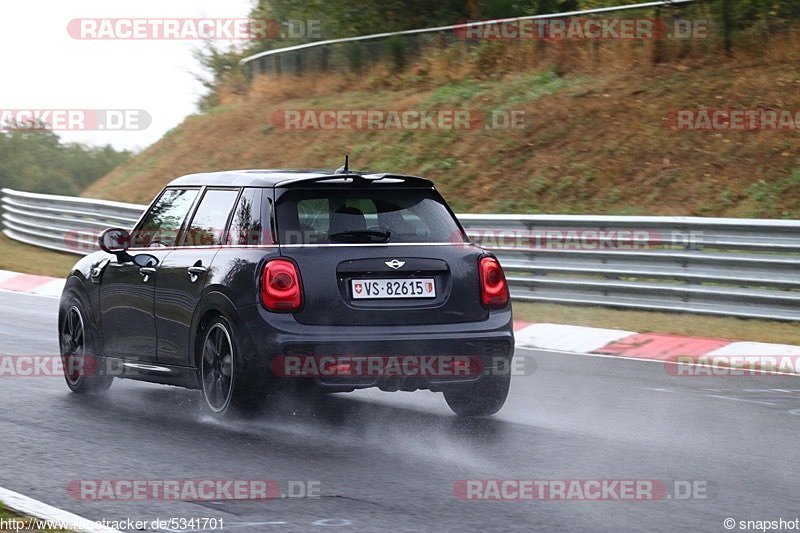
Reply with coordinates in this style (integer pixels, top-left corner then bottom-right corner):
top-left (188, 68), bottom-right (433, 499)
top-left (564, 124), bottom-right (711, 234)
top-left (190, 291), bottom-right (256, 370)
top-left (59, 277), bottom-right (102, 355)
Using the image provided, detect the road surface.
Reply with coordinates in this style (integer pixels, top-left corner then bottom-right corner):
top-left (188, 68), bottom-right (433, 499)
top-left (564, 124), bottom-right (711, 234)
top-left (0, 290), bottom-right (798, 532)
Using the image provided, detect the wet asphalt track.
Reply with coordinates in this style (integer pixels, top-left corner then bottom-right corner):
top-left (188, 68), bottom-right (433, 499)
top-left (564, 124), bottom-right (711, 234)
top-left (0, 290), bottom-right (799, 532)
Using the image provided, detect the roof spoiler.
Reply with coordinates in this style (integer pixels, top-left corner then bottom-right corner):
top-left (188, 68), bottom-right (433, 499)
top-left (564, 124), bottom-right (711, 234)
top-left (275, 173), bottom-right (433, 188)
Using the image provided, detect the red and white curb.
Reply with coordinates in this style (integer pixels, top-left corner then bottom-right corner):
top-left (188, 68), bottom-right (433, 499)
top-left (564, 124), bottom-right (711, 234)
top-left (0, 486), bottom-right (121, 533)
top-left (514, 322), bottom-right (800, 374)
top-left (0, 270), bottom-right (65, 297)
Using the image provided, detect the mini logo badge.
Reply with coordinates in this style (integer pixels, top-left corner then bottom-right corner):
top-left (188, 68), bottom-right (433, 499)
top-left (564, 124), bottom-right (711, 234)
top-left (385, 260), bottom-right (405, 270)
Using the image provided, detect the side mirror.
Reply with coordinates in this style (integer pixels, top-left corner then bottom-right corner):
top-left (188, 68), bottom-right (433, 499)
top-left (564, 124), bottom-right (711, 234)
top-left (99, 227), bottom-right (130, 253)
top-left (98, 228), bottom-right (131, 261)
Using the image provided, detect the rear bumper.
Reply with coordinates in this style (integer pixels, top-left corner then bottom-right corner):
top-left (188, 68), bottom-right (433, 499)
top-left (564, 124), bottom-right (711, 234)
top-left (235, 304), bottom-right (514, 391)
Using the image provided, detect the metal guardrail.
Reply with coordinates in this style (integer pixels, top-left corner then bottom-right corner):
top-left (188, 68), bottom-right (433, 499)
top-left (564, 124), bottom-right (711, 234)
top-left (458, 214), bottom-right (800, 321)
top-left (1, 188), bottom-right (144, 255)
top-left (240, 0), bottom-right (702, 75)
top-left (2, 187), bottom-right (799, 321)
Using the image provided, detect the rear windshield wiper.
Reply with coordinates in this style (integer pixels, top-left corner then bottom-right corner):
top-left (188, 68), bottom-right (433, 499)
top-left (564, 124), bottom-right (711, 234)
top-left (328, 230), bottom-right (391, 243)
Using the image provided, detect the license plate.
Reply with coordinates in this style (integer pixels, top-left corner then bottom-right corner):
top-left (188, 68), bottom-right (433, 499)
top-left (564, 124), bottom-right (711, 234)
top-left (351, 278), bottom-right (436, 299)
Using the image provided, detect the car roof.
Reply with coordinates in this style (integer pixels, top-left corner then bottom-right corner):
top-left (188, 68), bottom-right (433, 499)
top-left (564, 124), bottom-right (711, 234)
top-left (166, 169), bottom-right (434, 188)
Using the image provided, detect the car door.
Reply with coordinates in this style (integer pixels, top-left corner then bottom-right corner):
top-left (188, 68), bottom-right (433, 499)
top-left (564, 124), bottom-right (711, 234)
top-left (100, 187), bottom-right (200, 361)
top-left (154, 187), bottom-right (241, 367)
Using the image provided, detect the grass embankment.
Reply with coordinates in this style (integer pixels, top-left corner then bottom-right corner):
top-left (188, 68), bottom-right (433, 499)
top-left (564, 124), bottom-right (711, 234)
top-left (84, 34), bottom-right (800, 217)
top-left (0, 234), bottom-right (77, 277)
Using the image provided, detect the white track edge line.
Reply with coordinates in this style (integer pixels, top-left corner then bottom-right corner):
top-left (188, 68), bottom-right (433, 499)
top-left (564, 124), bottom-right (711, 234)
top-left (0, 486), bottom-right (122, 533)
top-left (0, 287), bottom-right (60, 298)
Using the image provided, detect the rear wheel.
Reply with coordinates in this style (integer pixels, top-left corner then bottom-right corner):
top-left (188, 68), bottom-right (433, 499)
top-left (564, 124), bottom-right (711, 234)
top-left (200, 316), bottom-right (266, 416)
top-left (59, 302), bottom-right (113, 395)
top-left (443, 374), bottom-right (510, 417)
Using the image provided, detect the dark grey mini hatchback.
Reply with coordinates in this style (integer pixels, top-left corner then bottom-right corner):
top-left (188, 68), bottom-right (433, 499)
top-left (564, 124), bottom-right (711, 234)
top-left (58, 168), bottom-right (514, 417)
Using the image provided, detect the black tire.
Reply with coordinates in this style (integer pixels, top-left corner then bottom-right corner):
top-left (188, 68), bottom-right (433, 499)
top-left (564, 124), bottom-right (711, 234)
top-left (443, 374), bottom-right (511, 417)
top-left (199, 316), bottom-right (267, 417)
top-left (59, 298), bottom-right (113, 395)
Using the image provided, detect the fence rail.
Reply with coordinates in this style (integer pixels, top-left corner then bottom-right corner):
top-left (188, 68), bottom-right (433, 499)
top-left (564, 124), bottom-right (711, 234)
top-left (240, 0), bottom-right (703, 76)
top-left (458, 214), bottom-right (800, 321)
top-left (2, 188), bottom-right (798, 321)
top-left (1, 188), bottom-right (143, 255)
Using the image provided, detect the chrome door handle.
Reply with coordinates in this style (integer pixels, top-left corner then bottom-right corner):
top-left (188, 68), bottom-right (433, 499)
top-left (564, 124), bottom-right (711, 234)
top-left (139, 267), bottom-right (156, 282)
top-left (187, 265), bottom-right (208, 283)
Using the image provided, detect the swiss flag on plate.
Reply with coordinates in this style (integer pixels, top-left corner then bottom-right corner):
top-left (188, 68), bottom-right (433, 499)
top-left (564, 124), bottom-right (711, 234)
top-left (354, 283), bottom-right (363, 294)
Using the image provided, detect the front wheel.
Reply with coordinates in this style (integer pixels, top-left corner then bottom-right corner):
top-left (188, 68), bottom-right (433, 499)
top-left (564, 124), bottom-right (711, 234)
top-left (443, 374), bottom-right (510, 417)
top-left (59, 302), bottom-right (113, 395)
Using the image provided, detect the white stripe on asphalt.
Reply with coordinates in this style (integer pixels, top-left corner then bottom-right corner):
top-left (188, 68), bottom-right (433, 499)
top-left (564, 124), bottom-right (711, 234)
top-left (705, 395), bottom-right (777, 406)
top-left (0, 486), bottom-right (122, 533)
top-left (0, 287), bottom-right (60, 298)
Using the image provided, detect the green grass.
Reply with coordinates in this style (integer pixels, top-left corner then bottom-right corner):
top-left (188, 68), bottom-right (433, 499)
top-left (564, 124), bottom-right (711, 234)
top-left (741, 169), bottom-right (800, 219)
top-left (0, 234), bottom-right (78, 278)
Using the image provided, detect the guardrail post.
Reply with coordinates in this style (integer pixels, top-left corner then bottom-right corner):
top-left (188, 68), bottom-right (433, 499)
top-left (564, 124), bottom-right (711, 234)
top-left (653, 5), bottom-right (665, 63)
top-left (721, 0), bottom-right (733, 57)
top-left (320, 46), bottom-right (330, 72)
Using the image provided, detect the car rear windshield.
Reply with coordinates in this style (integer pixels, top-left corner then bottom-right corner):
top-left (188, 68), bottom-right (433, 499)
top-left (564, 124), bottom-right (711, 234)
top-left (275, 187), bottom-right (465, 245)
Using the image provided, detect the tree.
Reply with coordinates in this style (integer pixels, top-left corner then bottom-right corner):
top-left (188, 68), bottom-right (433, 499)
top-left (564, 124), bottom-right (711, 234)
top-left (0, 129), bottom-right (131, 195)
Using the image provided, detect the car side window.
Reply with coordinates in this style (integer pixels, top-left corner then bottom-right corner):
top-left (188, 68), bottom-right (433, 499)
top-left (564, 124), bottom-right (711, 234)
top-left (183, 188), bottom-right (240, 246)
top-left (227, 188), bottom-right (273, 245)
top-left (132, 188), bottom-right (199, 248)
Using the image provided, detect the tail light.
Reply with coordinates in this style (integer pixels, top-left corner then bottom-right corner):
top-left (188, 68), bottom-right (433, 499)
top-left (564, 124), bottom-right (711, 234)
top-left (479, 256), bottom-right (509, 308)
top-left (261, 259), bottom-right (302, 311)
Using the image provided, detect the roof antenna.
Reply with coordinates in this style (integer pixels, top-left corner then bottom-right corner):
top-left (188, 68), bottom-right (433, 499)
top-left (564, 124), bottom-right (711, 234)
top-left (335, 154), bottom-right (349, 174)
